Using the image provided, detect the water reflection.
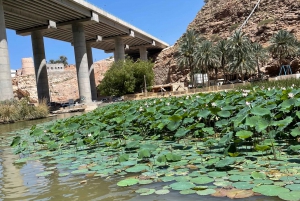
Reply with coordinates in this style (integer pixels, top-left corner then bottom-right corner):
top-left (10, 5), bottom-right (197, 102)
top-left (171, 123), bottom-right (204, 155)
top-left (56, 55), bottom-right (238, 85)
top-left (0, 113), bottom-right (283, 201)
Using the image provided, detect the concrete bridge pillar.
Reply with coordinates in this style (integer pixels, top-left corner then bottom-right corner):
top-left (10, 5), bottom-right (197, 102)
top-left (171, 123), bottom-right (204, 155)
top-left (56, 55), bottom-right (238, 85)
top-left (86, 44), bottom-right (97, 101)
top-left (72, 22), bottom-right (92, 103)
top-left (114, 36), bottom-right (125, 61)
top-left (31, 30), bottom-right (50, 102)
top-left (139, 46), bottom-right (148, 61)
top-left (0, 0), bottom-right (14, 101)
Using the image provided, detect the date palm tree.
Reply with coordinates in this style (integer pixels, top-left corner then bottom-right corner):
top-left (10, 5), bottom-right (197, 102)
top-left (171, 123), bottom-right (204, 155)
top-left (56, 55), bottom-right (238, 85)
top-left (194, 40), bottom-right (219, 86)
top-left (177, 29), bottom-right (204, 87)
top-left (251, 42), bottom-right (268, 78)
top-left (227, 31), bottom-right (255, 81)
top-left (268, 30), bottom-right (299, 71)
top-left (215, 39), bottom-right (229, 82)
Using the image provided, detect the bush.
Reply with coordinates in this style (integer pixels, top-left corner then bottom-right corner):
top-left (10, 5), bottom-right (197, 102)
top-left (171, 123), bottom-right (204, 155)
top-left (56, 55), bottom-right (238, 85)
top-left (258, 18), bottom-right (274, 27)
top-left (0, 98), bottom-right (49, 123)
top-left (98, 59), bottom-right (154, 96)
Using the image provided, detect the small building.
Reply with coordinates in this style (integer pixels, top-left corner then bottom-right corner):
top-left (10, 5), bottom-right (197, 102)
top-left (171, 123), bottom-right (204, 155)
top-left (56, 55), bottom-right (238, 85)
top-left (46, 63), bottom-right (65, 72)
top-left (11, 70), bottom-right (16, 77)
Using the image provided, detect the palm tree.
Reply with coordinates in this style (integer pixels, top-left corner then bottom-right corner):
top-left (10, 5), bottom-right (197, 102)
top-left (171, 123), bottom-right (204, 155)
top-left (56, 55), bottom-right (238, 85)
top-left (215, 39), bottom-right (229, 82)
top-left (177, 29), bottom-right (203, 87)
top-left (251, 42), bottom-right (268, 78)
top-left (227, 31), bottom-right (255, 81)
top-left (268, 30), bottom-right (299, 72)
top-left (194, 40), bottom-right (219, 86)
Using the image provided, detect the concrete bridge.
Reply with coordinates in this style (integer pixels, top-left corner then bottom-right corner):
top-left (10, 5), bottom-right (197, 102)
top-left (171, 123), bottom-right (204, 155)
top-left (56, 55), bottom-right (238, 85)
top-left (0, 0), bottom-right (169, 102)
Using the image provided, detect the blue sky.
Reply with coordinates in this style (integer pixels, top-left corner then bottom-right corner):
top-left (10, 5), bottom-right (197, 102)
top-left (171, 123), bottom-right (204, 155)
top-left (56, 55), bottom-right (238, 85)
top-left (6, 0), bottom-right (204, 70)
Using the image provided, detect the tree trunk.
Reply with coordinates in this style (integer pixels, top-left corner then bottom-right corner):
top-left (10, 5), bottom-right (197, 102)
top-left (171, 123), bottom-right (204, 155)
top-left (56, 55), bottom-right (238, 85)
top-left (257, 58), bottom-right (261, 78)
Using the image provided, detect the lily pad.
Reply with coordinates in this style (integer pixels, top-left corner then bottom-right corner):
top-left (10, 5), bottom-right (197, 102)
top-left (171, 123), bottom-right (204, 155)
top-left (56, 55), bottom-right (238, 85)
top-left (117, 178), bottom-right (139, 187)
top-left (252, 185), bottom-right (289, 196)
top-left (232, 182), bottom-right (255, 190)
top-left (170, 181), bottom-right (196, 191)
top-left (190, 176), bottom-right (214, 185)
top-left (125, 165), bottom-right (149, 173)
top-left (196, 189), bottom-right (216, 195)
top-left (155, 189), bottom-right (170, 195)
top-left (58, 172), bottom-right (70, 177)
top-left (279, 191), bottom-right (300, 201)
top-left (179, 189), bottom-right (196, 195)
top-left (36, 171), bottom-right (54, 177)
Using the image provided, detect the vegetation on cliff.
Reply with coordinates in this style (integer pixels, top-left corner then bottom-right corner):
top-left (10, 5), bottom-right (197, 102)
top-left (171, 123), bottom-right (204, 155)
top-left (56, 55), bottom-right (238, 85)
top-left (98, 59), bottom-right (154, 96)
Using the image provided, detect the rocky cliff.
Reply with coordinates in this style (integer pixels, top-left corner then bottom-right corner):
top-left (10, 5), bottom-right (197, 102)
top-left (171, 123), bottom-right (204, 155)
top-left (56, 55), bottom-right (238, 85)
top-left (154, 0), bottom-right (300, 85)
top-left (13, 58), bottom-right (113, 103)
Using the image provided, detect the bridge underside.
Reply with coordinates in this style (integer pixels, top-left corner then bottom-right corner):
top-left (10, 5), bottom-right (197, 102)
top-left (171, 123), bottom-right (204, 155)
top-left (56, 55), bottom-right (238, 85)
top-left (0, 0), bottom-right (169, 102)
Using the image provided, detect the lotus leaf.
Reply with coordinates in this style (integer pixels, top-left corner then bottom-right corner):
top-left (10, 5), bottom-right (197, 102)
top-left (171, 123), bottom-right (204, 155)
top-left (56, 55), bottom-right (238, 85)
top-left (215, 157), bottom-right (236, 168)
top-left (279, 191), bottom-right (300, 201)
top-left (213, 181), bottom-right (232, 187)
top-left (58, 172), bottom-right (70, 177)
top-left (251, 107), bottom-right (270, 116)
top-left (117, 154), bottom-right (129, 162)
top-left (236, 130), bottom-right (253, 139)
top-left (36, 171), bottom-right (54, 177)
top-left (252, 185), bottom-right (289, 196)
top-left (117, 178), bottom-right (139, 187)
top-left (217, 111), bottom-right (231, 118)
top-left (166, 153), bottom-right (182, 162)
top-left (232, 182), bottom-right (255, 190)
top-left (290, 127), bottom-right (300, 137)
top-left (160, 176), bottom-right (176, 182)
top-left (138, 149), bottom-right (151, 159)
top-left (285, 184), bottom-right (300, 191)
top-left (135, 188), bottom-right (150, 194)
top-left (207, 171), bottom-right (227, 178)
top-left (125, 165), bottom-right (149, 173)
top-left (155, 189), bottom-right (170, 195)
top-left (170, 181), bottom-right (196, 190)
top-left (139, 180), bottom-right (153, 185)
top-left (190, 176), bottom-right (214, 185)
top-left (71, 169), bottom-right (89, 174)
top-left (196, 189), bottom-right (216, 195)
top-left (175, 128), bottom-right (190, 138)
top-left (229, 175), bottom-right (252, 182)
top-left (251, 171), bottom-right (267, 179)
top-left (179, 189), bottom-right (196, 194)
top-left (279, 176), bottom-right (297, 182)
top-left (120, 161), bottom-right (136, 166)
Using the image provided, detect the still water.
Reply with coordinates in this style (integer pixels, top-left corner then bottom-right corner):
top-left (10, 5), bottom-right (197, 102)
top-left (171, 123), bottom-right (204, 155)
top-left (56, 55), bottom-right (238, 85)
top-left (0, 113), bottom-right (282, 201)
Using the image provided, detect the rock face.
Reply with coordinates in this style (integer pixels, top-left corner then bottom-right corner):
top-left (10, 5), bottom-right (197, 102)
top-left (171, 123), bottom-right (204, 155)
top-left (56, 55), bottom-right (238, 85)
top-left (154, 0), bottom-right (300, 85)
top-left (12, 59), bottom-right (113, 103)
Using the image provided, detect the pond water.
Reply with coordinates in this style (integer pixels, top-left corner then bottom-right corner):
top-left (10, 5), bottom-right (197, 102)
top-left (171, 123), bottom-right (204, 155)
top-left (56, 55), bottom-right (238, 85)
top-left (0, 113), bottom-right (283, 201)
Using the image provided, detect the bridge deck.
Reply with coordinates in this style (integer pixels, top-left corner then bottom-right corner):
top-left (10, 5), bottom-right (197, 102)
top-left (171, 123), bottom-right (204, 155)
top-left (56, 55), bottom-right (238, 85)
top-left (3, 0), bottom-right (169, 52)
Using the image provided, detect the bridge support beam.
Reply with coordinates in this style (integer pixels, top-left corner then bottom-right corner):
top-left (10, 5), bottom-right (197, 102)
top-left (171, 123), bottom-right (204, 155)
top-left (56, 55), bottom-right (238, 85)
top-left (139, 46), bottom-right (148, 61)
top-left (31, 30), bottom-right (50, 102)
top-left (0, 0), bottom-right (14, 101)
top-left (86, 44), bottom-right (97, 101)
top-left (72, 22), bottom-right (92, 103)
top-left (114, 36), bottom-right (125, 62)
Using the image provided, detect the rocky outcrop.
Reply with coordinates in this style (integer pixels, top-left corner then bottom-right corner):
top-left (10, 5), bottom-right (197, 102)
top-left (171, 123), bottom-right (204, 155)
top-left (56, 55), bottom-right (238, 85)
top-left (154, 0), bottom-right (300, 85)
top-left (12, 58), bottom-right (113, 103)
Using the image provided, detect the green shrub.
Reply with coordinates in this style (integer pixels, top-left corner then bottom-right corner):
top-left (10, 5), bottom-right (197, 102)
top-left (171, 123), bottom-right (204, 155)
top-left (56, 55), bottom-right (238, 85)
top-left (258, 18), bottom-right (274, 27)
top-left (98, 59), bottom-right (154, 96)
top-left (229, 24), bottom-right (239, 32)
top-left (0, 98), bottom-right (49, 123)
